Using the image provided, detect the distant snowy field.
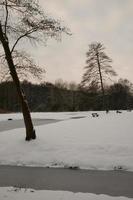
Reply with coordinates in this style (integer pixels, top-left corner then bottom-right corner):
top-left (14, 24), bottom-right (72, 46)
top-left (0, 187), bottom-right (132, 200)
top-left (0, 111), bottom-right (133, 171)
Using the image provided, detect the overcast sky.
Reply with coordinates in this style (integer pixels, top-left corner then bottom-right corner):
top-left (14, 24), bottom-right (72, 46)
top-left (30, 0), bottom-right (133, 84)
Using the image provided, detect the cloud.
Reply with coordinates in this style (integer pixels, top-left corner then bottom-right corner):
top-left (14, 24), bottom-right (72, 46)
top-left (31, 0), bottom-right (133, 83)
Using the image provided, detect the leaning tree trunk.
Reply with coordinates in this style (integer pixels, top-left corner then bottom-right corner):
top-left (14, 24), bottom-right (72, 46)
top-left (96, 52), bottom-right (105, 110)
top-left (0, 23), bottom-right (36, 141)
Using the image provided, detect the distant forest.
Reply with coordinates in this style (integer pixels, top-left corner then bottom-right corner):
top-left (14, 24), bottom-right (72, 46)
top-left (0, 78), bottom-right (133, 113)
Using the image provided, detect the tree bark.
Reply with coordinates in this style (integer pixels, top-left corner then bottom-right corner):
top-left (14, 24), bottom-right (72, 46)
top-left (0, 23), bottom-right (36, 141)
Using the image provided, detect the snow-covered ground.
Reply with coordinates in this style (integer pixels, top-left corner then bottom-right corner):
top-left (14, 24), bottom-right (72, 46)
top-left (0, 187), bottom-right (132, 200)
top-left (0, 111), bottom-right (133, 171)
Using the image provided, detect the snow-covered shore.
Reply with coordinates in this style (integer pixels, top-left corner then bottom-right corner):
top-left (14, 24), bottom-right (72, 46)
top-left (0, 187), bottom-right (132, 200)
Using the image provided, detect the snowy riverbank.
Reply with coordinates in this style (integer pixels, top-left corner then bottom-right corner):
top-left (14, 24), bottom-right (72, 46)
top-left (0, 187), bottom-right (132, 200)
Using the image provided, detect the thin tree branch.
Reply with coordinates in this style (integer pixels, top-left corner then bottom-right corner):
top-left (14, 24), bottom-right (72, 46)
top-left (4, 0), bottom-right (9, 36)
top-left (11, 28), bottom-right (37, 54)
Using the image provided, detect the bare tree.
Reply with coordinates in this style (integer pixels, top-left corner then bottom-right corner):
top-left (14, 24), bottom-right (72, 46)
top-left (81, 42), bottom-right (117, 109)
top-left (0, 0), bottom-right (69, 140)
top-left (55, 79), bottom-right (69, 89)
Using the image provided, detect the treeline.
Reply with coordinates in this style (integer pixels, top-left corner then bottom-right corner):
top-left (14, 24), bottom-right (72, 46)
top-left (0, 79), bottom-right (133, 112)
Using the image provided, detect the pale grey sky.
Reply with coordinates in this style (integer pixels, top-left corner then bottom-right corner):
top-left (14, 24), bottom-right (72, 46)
top-left (30, 0), bottom-right (133, 84)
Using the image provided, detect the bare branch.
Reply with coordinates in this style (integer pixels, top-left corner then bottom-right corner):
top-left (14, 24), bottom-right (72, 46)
top-left (4, 0), bottom-right (9, 36)
top-left (11, 28), bottom-right (37, 53)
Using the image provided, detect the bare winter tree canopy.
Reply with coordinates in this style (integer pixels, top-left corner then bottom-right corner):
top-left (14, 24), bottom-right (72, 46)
top-left (0, 0), bottom-right (69, 140)
top-left (81, 42), bottom-right (117, 89)
top-left (81, 42), bottom-right (117, 109)
top-left (0, 0), bottom-right (69, 80)
top-left (0, 0), bottom-right (69, 47)
top-left (0, 0), bottom-right (69, 82)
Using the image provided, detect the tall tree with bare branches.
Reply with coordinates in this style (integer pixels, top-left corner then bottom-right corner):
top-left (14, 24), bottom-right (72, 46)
top-left (0, 0), bottom-right (69, 140)
top-left (81, 42), bottom-right (117, 109)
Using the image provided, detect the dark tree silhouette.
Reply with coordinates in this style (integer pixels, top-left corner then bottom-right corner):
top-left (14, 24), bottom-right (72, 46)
top-left (0, 0), bottom-right (69, 140)
top-left (81, 42), bottom-right (117, 109)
